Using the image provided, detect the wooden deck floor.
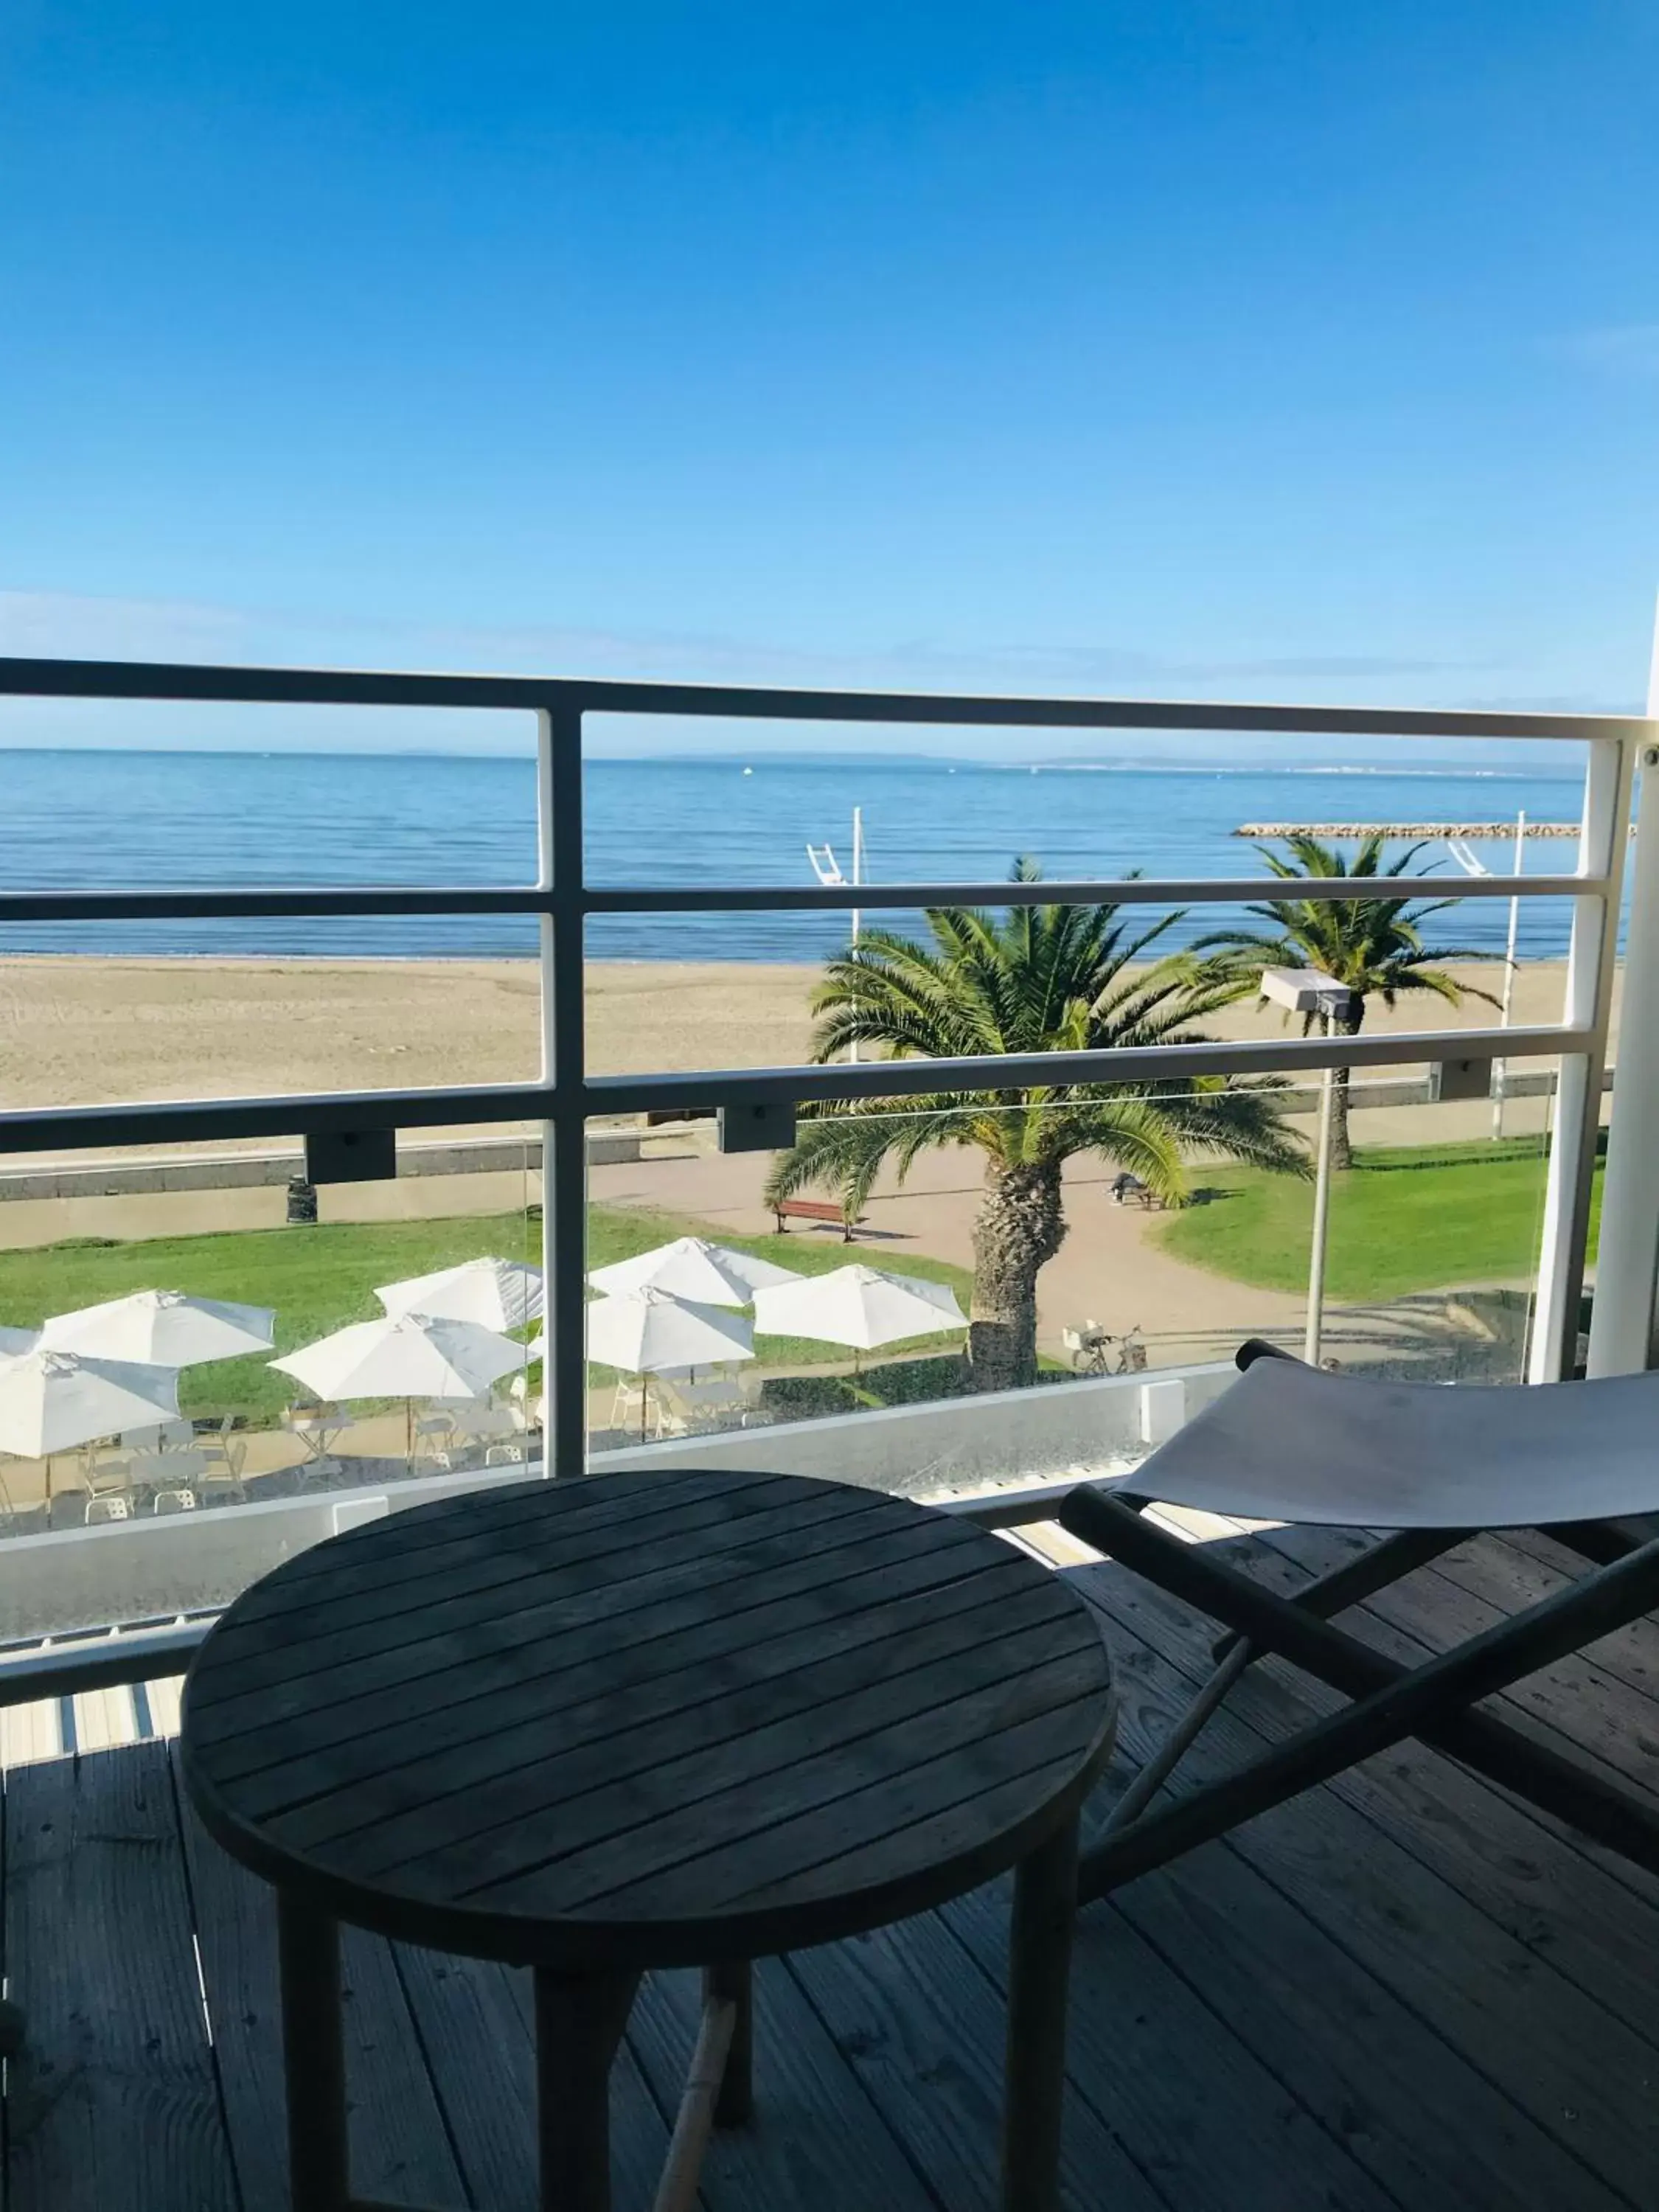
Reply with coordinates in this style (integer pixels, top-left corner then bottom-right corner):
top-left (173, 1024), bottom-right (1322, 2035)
top-left (4, 1523), bottom-right (1658, 2212)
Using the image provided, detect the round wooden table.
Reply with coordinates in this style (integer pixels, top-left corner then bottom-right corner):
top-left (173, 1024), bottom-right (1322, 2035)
top-left (181, 1468), bottom-right (1116, 2212)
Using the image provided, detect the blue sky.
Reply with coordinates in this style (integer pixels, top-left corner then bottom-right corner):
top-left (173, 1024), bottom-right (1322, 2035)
top-left (1, 1), bottom-right (1655, 757)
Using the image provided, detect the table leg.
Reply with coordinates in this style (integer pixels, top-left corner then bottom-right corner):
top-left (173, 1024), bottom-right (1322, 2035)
top-left (706, 1961), bottom-right (753, 2126)
top-left (1001, 1810), bottom-right (1080, 2212)
top-left (276, 1891), bottom-right (349, 2212)
top-left (534, 1966), bottom-right (639, 2212)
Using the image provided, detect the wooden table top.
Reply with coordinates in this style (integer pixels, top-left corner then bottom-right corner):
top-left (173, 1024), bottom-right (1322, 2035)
top-left (180, 1470), bottom-right (1116, 1970)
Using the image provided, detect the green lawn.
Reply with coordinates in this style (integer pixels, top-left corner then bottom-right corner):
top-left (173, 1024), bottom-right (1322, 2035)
top-left (1154, 1138), bottom-right (1604, 1301)
top-left (0, 1206), bottom-right (971, 1422)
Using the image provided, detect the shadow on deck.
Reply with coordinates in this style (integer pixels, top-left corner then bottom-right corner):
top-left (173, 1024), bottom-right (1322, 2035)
top-left (3, 1523), bottom-right (1657, 2211)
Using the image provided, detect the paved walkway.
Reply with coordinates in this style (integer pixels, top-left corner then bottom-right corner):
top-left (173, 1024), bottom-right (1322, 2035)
top-left (589, 1138), bottom-right (1508, 1375)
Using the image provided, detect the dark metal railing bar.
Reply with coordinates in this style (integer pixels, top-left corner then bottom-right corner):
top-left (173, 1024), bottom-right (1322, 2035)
top-left (0, 872), bottom-right (1601, 925)
top-left (584, 1022), bottom-right (1583, 1116)
top-left (0, 654), bottom-right (1649, 742)
top-left (580, 873), bottom-right (1599, 914)
top-left (0, 887), bottom-right (549, 921)
top-left (546, 708), bottom-right (590, 1481)
top-left (0, 1021), bottom-right (1587, 1157)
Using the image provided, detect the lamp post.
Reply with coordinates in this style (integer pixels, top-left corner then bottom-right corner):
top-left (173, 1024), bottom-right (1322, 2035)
top-left (1445, 813), bottom-right (1525, 1139)
top-left (1261, 967), bottom-right (1361, 1364)
top-left (806, 807), bottom-right (866, 1063)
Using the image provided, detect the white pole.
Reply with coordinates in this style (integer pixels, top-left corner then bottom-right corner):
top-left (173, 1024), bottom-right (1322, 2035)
top-left (1493, 809), bottom-right (1525, 1140)
top-left (1587, 596), bottom-right (1659, 1376)
top-left (1304, 1021), bottom-right (1336, 1365)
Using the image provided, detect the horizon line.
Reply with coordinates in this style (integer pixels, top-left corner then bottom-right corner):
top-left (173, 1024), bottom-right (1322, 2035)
top-left (0, 743), bottom-right (1582, 776)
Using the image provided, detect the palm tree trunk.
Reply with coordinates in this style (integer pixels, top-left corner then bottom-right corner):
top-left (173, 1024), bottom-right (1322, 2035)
top-left (968, 1160), bottom-right (1066, 1391)
top-left (1330, 1001), bottom-right (1364, 1170)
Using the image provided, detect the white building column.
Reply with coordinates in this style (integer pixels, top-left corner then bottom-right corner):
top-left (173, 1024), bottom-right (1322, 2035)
top-left (1529, 732), bottom-right (1635, 1382)
top-left (1587, 602), bottom-right (1659, 1376)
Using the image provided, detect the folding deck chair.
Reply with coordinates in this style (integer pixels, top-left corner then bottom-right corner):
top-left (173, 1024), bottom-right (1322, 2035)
top-left (1059, 1340), bottom-right (1659, 1902)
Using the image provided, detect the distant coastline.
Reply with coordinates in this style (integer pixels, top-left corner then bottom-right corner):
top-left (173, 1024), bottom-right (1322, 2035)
top-left (0, 742), bottom-right (1587, 774)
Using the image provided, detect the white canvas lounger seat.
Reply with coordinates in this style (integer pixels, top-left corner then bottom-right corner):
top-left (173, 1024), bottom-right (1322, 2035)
top-left (1059, 1340), bottom-right (1659, 1903)
top-left (1115, 1352), bottom-right (1659, 1530)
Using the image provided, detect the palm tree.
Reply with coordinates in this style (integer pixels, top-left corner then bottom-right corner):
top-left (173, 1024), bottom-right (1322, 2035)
top-left (762, 861), bottom-right (1307, 1394)
top-left (1194, 832), bottom-right (1497, 1171)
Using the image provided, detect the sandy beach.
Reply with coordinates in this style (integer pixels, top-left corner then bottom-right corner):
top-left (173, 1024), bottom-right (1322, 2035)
top-left (0, 953), bottom-right (1596, 1120)
top-left (0, 951), bottom-right (1579, 1505)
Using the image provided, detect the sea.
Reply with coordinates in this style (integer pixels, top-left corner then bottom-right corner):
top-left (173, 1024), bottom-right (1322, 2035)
top-left (0, 749), bottom-right (1599, 964)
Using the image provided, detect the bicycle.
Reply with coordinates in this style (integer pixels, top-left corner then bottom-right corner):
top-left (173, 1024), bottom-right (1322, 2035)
top-left (1063, 1322), bottom-right (1147, 1376)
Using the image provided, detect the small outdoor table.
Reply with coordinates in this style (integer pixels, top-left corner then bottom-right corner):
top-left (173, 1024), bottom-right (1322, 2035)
top-left (180, 1468), bottom-right (1116, 2212)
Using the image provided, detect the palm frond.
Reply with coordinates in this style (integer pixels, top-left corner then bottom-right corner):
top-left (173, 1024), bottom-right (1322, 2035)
top-left (1191, 830), bottom-right (1495, 1013)
top-left (767, 856), bottom-right (1321, 1223)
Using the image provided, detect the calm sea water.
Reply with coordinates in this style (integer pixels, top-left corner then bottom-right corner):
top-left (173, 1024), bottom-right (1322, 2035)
top-left (0, 749), bottom-right (1594, 962)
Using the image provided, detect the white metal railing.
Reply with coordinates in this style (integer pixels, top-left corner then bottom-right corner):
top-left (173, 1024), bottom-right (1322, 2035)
top-left (1, 653), bottom-right (1656, 1691)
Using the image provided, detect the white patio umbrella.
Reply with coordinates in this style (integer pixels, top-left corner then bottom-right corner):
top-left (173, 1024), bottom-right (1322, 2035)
top-left (529, 1292), bottom-right (757, 1368)
top-left (375, 1256), bottom-right (543, 1332)
top-left (588, 1237), bottom-right (801, 1308)
top-left (751, 1265), bottom-right (966, 1359)
top-left (271, 1312), bottom-right (526, 1458)
top-left (273, 1312), bottom-right (525, 1400)
top-left (582, 1287), bottom-right (755, 1374)
top-left (529, 1292), bottom-right (757, 1371)
top-left (0, 1349), bottom-right (179, 1498)
top-left (532, 1287), bottom-right (753, 1440)
top-left (40, 1289), bottom-right (275, 1366)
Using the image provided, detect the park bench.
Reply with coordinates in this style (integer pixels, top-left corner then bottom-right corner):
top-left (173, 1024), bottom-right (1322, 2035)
top-left (1110, 1173), bottom-right (1169, 1211)
top-left (773, 1196), bottom-right (863, 1240)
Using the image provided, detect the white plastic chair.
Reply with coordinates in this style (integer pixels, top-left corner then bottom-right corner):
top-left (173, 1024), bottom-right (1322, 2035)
top-left (610, 1380), bottom-right (652, 1434)
top-left (197, 1416), bottom-right (247, 1490)
top-left (83, 1454), bottom-right (135, 1520)
top-left (197, 1447), bottom-right (247, 1503)
top-left (1062, 1322), bottom-right (1110, 1372)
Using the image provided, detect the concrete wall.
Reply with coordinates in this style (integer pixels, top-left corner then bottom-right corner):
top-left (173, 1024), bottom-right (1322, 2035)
top-left (0, 1361), bottom-right (1237, 1646)
top-left (0, 1128), bottom-right (641, 1203)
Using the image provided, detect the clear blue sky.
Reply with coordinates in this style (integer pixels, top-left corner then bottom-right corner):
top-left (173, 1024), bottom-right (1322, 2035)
top-left (2, 2), bottom-right (1655, 755)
